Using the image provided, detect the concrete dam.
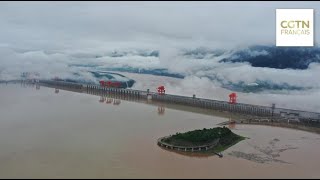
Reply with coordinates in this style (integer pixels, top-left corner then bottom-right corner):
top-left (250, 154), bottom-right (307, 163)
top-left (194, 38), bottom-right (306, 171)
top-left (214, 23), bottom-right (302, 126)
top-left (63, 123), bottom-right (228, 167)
top-left (37, 80), bottom-right (320, 123)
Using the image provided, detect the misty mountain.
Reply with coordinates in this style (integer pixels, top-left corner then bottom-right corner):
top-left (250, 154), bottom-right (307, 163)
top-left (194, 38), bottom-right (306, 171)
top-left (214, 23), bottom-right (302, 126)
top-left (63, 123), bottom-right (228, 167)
top-left (219, 45), bottom-right (320, 69)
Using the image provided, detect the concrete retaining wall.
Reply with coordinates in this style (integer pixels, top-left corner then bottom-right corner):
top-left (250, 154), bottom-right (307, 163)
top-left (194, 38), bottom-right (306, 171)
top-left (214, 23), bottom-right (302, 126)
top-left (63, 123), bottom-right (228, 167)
top-left (157, 136), bottom-right (219, 152)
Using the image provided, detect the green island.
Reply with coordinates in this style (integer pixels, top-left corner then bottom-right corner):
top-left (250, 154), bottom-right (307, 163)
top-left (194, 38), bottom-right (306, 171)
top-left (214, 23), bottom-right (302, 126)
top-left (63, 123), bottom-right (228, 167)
top-left (160, 127), bottom-right (246, 153)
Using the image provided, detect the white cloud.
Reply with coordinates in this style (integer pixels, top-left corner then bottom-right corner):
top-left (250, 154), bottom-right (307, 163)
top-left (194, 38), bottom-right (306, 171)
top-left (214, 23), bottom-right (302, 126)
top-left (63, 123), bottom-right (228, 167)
top-left (0, 1), bottom-right (319, 51)
top-left (0, 2), bottom-right (320, 112)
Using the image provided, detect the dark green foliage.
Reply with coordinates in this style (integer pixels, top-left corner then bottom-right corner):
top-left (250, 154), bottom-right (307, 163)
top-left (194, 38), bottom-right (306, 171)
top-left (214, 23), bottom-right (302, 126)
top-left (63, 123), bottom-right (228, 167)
top-left (168, 127), bottom-right (232, 144)
top-left (163, 127), bottom-right (245, 152)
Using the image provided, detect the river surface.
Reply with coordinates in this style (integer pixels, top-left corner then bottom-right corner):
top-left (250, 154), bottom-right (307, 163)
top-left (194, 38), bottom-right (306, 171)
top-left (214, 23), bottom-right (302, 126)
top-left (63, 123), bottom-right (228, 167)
top-left (0, 83), bottom-right (320, 179)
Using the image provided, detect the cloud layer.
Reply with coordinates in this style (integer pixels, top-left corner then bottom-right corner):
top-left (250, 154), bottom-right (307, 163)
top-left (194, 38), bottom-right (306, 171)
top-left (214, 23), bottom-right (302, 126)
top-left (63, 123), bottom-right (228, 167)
top-left (0, 2), bottom-right (320, 112)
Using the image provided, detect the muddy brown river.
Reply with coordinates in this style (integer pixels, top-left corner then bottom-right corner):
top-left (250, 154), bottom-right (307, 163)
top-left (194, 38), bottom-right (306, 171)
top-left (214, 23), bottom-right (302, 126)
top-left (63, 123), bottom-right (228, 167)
top-left (0, 83), bottom-right (320, 178)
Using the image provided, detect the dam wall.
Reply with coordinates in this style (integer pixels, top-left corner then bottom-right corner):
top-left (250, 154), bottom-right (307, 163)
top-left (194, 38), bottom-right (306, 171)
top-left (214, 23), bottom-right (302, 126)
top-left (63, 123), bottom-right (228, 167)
top-left (38, 80), bottom-right (320, 122)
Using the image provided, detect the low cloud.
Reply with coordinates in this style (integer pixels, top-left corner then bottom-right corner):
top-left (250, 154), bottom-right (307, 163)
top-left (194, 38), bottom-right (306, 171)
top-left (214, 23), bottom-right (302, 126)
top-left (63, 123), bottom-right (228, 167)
top-left (0, 2), bottom-right (319, 111)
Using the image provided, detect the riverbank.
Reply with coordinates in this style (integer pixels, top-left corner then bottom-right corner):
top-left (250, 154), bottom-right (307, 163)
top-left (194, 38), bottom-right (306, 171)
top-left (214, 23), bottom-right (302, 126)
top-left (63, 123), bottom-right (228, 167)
top-left (218, 119), bottom-right (320, 135)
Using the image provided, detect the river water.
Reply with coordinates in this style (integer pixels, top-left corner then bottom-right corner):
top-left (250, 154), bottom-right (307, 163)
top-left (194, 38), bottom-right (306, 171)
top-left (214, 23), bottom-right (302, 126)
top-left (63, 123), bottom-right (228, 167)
top-left (0, 83), bottom-right (320, 178)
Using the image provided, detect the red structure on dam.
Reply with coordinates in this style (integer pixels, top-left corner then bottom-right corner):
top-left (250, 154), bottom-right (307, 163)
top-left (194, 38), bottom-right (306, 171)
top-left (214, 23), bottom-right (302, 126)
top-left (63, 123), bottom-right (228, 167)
top-left (229, 93), bottom-right (237, 104)
top-left (157, 86), bottom-right (165, 95)
top-left (38, 80), bottom-right (320, 122)
top-left (99, 80), bottom-right (121, 88)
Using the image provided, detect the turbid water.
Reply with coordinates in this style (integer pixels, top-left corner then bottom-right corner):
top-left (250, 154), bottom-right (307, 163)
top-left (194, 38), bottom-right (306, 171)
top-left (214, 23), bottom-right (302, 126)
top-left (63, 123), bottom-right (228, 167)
top-left (0, 83), bottom-right (320, 178)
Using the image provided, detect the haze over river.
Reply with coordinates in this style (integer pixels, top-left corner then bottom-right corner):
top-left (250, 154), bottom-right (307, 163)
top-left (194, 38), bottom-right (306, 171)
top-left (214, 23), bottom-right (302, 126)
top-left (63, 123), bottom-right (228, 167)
top-left (0, 83), bottom-right (320, 178)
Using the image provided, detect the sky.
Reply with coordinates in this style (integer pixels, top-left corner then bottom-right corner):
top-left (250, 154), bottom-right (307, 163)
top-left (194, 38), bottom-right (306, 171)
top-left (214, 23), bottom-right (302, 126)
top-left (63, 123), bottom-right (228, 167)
top-left (0, 1), bottom-right (320, 112)
top-left (0, 1), bottom-right (319, 51)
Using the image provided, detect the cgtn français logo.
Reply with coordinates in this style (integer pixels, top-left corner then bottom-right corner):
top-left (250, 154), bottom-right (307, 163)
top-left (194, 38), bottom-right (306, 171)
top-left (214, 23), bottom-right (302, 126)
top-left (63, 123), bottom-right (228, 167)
top-left (276, 9), bottom-right (314, 46)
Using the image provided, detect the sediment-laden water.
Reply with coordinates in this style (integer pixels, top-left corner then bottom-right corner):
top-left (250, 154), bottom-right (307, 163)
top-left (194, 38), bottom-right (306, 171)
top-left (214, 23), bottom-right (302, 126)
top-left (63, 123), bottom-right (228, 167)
top-left (0, 83), bottom-right (319, 178)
